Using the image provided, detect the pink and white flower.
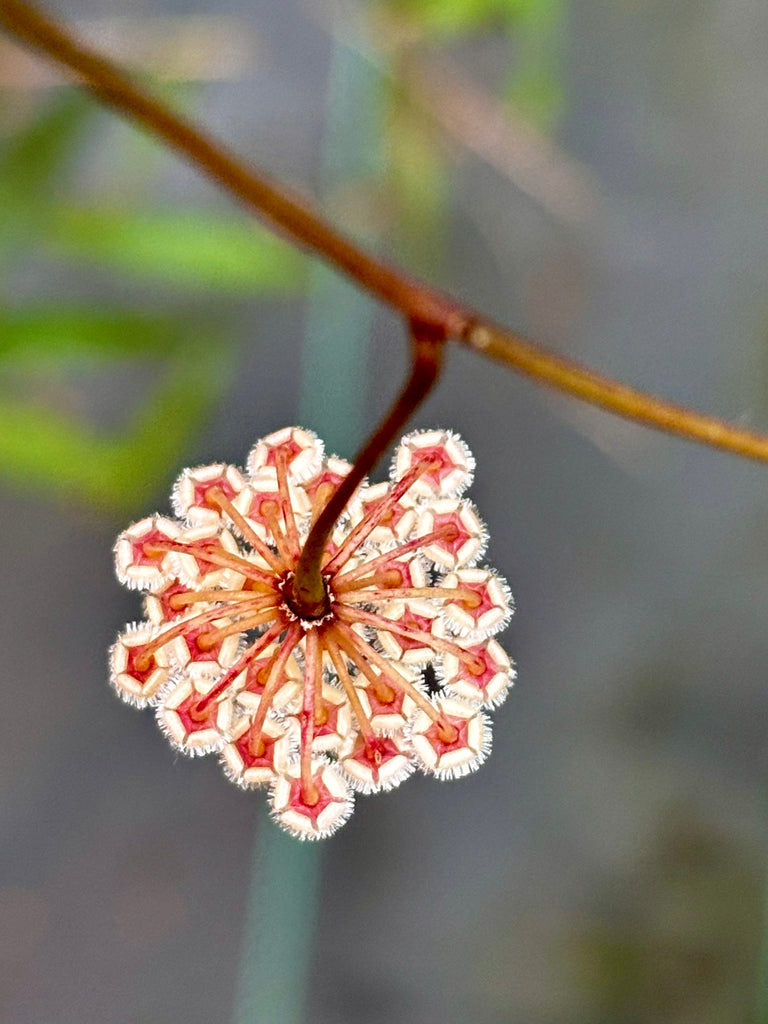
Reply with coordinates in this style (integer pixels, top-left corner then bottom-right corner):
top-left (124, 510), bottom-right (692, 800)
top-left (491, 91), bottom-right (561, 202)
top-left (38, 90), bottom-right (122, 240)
top-left (111, 426), bottom-right (514, 839)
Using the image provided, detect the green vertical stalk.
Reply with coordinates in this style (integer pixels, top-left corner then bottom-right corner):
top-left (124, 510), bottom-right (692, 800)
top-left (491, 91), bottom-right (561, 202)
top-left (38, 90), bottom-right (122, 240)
top-left (230, 30), bottom-right (383, 1024)
top-left (230, 813), bottom-right (324, 1024)
top-left (299, 41), bottom-right (382, 454)
top-left (755, 866), bottom-right (768, 1024)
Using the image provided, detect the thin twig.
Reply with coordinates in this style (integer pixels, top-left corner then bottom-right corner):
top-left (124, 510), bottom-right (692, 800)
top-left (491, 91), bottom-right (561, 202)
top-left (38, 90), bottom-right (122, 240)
top-left (2, 0), bottom-right (768, 465)
top-left (464, 321), bottom-right (768, 462)
top-left (290, 319), bottom-right (444, 617)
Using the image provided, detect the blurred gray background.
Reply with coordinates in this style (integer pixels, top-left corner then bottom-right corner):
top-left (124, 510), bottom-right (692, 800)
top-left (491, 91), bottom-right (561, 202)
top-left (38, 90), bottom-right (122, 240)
top-left (1, 1), bottom-right (767, 1021)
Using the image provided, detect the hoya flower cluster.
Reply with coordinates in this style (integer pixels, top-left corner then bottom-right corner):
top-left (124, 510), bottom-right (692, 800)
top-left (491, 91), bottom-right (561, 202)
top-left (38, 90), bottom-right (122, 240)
top-left (111, 427), bottom-right (514, 839)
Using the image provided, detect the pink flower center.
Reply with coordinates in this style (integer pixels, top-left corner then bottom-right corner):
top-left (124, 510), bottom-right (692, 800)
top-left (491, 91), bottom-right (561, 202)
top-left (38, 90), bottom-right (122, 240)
top-left (132, 528), bottom-right (173, 567)
top-left (414, 447), bottom-right (458, 488)
top-left (264, 439), bottom-right (302, 470)
top-left (431, 512), bottom-right (469, 555)
top-left (288, 775), bottom-right (336, 817)
top-left (157, 582), bottom-right (193, 620)
top-left (183, 625), bottom-right (224, 661)
top-left (304, 698), bottom-right (339, 738)
top-left (462, 645), bottom-right (498, 686)
top-left (455, 581), bottom-right (494, 616)
top-left (241, 657), bottom-right (280, 694)
top-left (305, 470), bottom-right (346, 508)
top-left (425, 714), bottom-right (468, 753)
top-left (366, 681), bottom-right (407, 716)
top-left (175, 693), bottom-right (218, 734)
top-left (193, 477), bottom-right (238, 511)
top-left (126, 644), bottom-right (157, 683)
top-left (350, 735), bottom-right (402, 781)
top-left (236, 729), bottom-right (278, 768)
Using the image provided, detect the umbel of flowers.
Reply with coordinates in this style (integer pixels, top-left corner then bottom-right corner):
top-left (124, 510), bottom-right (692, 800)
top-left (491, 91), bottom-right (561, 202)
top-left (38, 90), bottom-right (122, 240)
top-left (111, 427), bottom-right (514, 839)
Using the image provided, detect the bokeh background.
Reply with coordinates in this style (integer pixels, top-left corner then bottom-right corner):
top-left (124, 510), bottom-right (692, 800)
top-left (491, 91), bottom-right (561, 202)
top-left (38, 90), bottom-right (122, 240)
top-left (2, 1), bottom-right (768, 1021)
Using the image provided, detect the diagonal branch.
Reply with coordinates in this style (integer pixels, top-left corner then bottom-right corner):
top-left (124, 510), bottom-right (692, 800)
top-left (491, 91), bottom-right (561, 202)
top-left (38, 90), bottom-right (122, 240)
top-left (2, 0), bottom-right (768, 464)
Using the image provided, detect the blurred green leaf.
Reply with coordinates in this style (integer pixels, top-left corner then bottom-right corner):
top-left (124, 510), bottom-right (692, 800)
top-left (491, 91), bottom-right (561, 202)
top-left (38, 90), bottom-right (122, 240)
top-left (107, 342), bottom-right (233, 509)
top-left (512, 0), bottom-right (562, 28)
top-left (0, 306), bottom-right (186, 363)
top-left (505, 65), bottom-right (563, 128)
top-left (0, 90), bottom-right (91, 209)
top-left (385, 0), bottom-right (566, 126)
top-left (388, 107), bottom-right (449, 274)
top-left (503, 0), bottom-right (565, 129)
top-left (0, 96), bottom-right (264, 512)
top-left (0, 91), bottom-right (93, 266)
top-left (386, 0), bottom-right (552, 35)
top-left (0, 341), bottom-right (232, 512)
top-left (0, 398), bottom-right (122, 505)
top-left (42, 206), bottom-right (306, 293)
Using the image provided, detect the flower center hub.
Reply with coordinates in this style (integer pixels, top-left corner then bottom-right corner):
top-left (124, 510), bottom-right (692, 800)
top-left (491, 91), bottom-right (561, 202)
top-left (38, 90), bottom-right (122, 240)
top-left (281, 571), bottom-right (333, 623)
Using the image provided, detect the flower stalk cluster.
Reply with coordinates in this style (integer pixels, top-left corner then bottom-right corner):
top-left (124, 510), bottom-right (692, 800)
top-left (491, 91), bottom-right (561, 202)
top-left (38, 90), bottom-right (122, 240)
top-left (112, 427), bottom-right (514, 838)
